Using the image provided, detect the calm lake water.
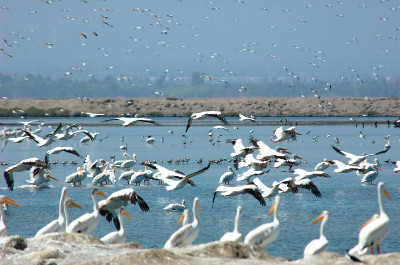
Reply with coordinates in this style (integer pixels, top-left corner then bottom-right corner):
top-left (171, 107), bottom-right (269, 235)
top-left (1, 117), bottom-right (399, 260)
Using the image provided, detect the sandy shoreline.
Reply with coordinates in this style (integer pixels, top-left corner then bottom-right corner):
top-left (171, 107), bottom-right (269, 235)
top-left (1, 97), bottom-right (399, 118)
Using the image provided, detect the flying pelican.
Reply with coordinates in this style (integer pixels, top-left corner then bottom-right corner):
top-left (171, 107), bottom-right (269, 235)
top-left (36, 187), bottom-right (81, 236)
top-left (273, 154), bottom-right (303, 170)
top-left (252, 178), bottom-right (280, 200)
top-left (331, 160), bottom-right (364, 174)
top-left (66, 187), bottom-right (106, 234)
top-left (185, 111), bottom-right (228, 133)
top-left (250, 137), bottom-right (290, 160)
top-left (44, 146), bottom-right (82, 165)
top-left (219, 166), bottom-right (236, 185)
top-left (98, 188), bottom-right (149, 230)
top-left (103, 117), bottom-right (160, 127)
top-left (164, 199), bottom-right (186, 212)
top-left (164, 197), bottom-right (201, 248)
top-left (84, 112), bottom-right (104, 117)
top-left (278, 177), bottom-right (322, 198)
top-left (244, 196), bottom-right (281, 247)
top-left (0, 196), bottom-right (22, 236)
top-left (272, 127), bottom-right (302, 143)
top-left (349, 182), bottom-right (390, 256)
top-left (226, 139), bottom-right (255, 158)
top-left (1, 135), bottom-right (30, 152)
top-left (391, 160), bottom-right (400, 173)
top-left (331, 143), bottom-right (390, 165)
top-left (235, 153), bottom-right (268, 170)
top-left (314, 158), bottom-right (334, 171)
top-left (4, 157), bottom-right (50, 190)
top-left (304, 210), bottom-right (330, 258)
top-left (220, 206), bottom-right (243, 242)
top-left (212, 183), bottom-right (266, 208)
top-left (236, 168), bottom-right (269, 183)
top-left (100, 206), bottom-right (132, 244)
top-left (291, 168), bottom-right (331, 181)
top-left (23, 123), bottom-right (62, 147)
top-left (55, 124), bottom-right (77, 141)
top-left (26, 166), bottom-right (58, 187)
top-left (239, 114), bottom-right (255, 122)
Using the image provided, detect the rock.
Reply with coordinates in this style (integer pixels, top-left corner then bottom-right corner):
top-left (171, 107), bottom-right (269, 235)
top-left (0, 235), bottom-right (28, 250)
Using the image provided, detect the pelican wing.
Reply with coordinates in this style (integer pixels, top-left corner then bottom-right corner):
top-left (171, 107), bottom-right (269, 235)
top-left (45, 146), bottom-right (82, 164)
top-left (186, 162), bottom-right (211, 179)
top-left (185, 116), bottom-right (193, 133)
top-left (243, 187), bottom-right (266, 206)
top-left (295, 179), bottom-right (322, 198)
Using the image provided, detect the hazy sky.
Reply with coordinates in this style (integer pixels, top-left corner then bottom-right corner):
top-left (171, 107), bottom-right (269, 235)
top-left (0, 0), bottom-right (399, 84)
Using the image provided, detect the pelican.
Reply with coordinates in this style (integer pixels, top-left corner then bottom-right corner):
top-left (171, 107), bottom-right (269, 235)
top-left (304, 210), bottom-right (330, 258)
top-left (235, 153), bottom-right (268, 170)
top-left (220, 206), bottom-right (243, 242)
top-left (145, 135), bottom-right (155, 144)
top-left (26, 166), bottom-right (58, 187)
top-left (84, 112), bottom-right (104, 118)
top-left (22, 123), bottom-right (62, 147)
top-left (314, 158), bottom-right (334, 171)
top-left (65, 165), bottom-right (87, 186)
top-left (244, 196), bottom-right (281, 247)
top-left (185, 111), bottom-right (228, 133)
top-left (273, 155), bottom-right (302, 170)
top-left (44, 146), bottom-right (82, 165)
top-left (252, 177), bottom-right (280, 200)
top-left (272, 126), bottom-right (302, 143)
top-left (1, 135), bottom-right (29, 152)
top-left (0, 196), bottom-right (22, 236)
top-left (66, 187), bottom-right (106, 234)
top-left (178, 209), bottom-right (189, 226)
top-left (349, 182), bottom-right (390, 256)
top-left (120, 142), bottom-right (127, 150)
top-left (4, 157), bottom-right (50, 190)
top-left (92, 163), bottom-right (117, 186)
top-left (226, 139), bottom-right (255, 158)
top-left (129, 169), bottom-right (150, 186)
top-left (118, 153), bottom-right (137, 170)
top-left (219, 166), bottom-right (236, 185)
top-left (164, 197), bottom-right (201, 248)
top-left (36, 187), bottom-right (81, 236)
top-left (291, 168), bottom-right (330, 181)
top-left (103, 117), bottom-right (160, 127)
top-left (100, 206), bottom-right (132, 244)
top-left (64, 198), bottom-right (82, 229)
top-left (55, 124), bottom-right (77, 141)
top-left (250, 137), bottom-right (290, 160)
top-left (98, 188), bottom-right (149, 230)
top-left (212, 183), bottom-right (266, 208)
top-left (360, 160), bottom-right (382, 184)
top-left (239, 114), bottom-right (255, 122)
top-left (164, 199), bottom-right (186, 212)
top-left (236, 168), bottom-right (269, 183)
top-left (392, 160), bottom-right (400, 173)
top-left (331, 160), bottom-right (364, 174)
top-left (278, 177), bottom-right (322, 198)
top-left (119, 170), bottom-right (136, 184)
top-left (331, 143), bottom-right (390, 165)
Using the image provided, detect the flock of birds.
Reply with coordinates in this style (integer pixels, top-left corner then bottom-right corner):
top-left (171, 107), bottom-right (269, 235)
top-left (1, 111), bottom-right (399, 262)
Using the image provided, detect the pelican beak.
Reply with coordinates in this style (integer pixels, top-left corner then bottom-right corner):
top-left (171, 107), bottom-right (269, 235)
top-left (177, 213), bottom-right (185, 225)
top-left (375, 165), bottom-right (383, 171)
top-left (123, 210), bottom-right (132, 220)
top-left (383, 188), bottom-right (391, 200)
top-left (78, 169), bottom-right (84, 176)
top-left (65, 192), bottom-right (70, 200)
top-left (268, 201), bottom-right (276, 216)
top-left (295, 132), bottom-right (302, 135)
top-left (69, 200), bottom-right (82, 209)
top-left (100, 164), bottom-right (108, 171)
top-left (48, 175), bottom-right (58, 181)
top-left (2, 196), bottom-right (23, 208)
top-left (44, 168), bottom-right (52, 174)
top-left (96, 190), bottom-right (107, 198)
top-left (80, 164), bottom-right (85, 171)
top-left (310, 213), bottom-right (325, 224)
top-left (294, 155), bottom-right (303, 160)
top-left (112, 165), bottom-right (119, 174)
top-left (125, 153), bottom-right (132, 158)
top-left (359, 215), bottom-right (379, 230)
top-left (283, 150), bottom-right (292, 154)
top-left (197, 202), bottom-right (201, 211)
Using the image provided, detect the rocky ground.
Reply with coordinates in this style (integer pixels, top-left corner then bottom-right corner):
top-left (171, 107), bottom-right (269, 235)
top-left (1, 97), bottom-right (399, 118)
top-left (1, 233), bottom-right (399, 265)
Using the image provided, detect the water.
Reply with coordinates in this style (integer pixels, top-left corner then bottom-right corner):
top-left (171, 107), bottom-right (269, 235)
top-left (1, 117), bottom-right (399, 260)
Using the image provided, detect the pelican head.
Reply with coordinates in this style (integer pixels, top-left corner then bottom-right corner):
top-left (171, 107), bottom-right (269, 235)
top-left (0, 196), bottom-right (23, 208)
top-left (311, 210), bottom-right (329, 224)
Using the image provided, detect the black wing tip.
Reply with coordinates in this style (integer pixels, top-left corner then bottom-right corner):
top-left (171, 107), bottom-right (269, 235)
top-left (4, 171), bottom-right (14, 191)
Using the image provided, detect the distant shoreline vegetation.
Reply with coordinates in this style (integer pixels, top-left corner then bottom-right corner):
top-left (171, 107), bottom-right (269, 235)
top-left (0, 72), bottom-right (399, 99)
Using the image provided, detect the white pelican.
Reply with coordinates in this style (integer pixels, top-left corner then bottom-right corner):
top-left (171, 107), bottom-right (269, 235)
top-left (118, 153), bottom-right (137, 170)
top-left (212, 183), bottom-right (266, 208)
top-left (4, 157), bottom-right (50, 190)
top-left (178, 209), bottom-right (189, 226)
top-left (220, 206), bottom-right (243, 242)
top-left (244, 196), bottom-right (281, 247)
top-left (44, 146), bottom-right (82, 165)
top-left (239, 114), bottom-right (255, 122)
top-left (252, 177), bottom-right (280, 200)
top-left (226, 139), bottom-right (254, 158)
top-left (164, 199), bottom-right (186, 212)
top-left (250, 137), bottom-right (290, 160)
top-left (314, 158), bottom-right (334, 171)
top-left (98, 188), bottom-right (149, 230)
top-left (236, 168), bottom-right (269, 183)
top-left (65, 166), bottom-right (87, 186)
top-left (36, 187), bottom-right (81, 236)
top-left (84, 112), bottom-right (104, 118)
top-left (120, 142), bottom-right (127, 150)
top-left (272, 126), bottom-right (302, 143)
top-left (273, 154), bottom-right (302, 170)
top-left (103, 117), bottom-right (160, 127)
top-left (349, 182), bottom-right (390, 256)
top-left (278, 177), bottom-right (322, 198)
top-left (26, 166), bottom-right (58, 187)
top-left (392, 160), bottom-right (400, 173)
top-left (119, 170), bottom-right (136, 184)
top-left (145, 136), bottom-right (155, 144)
top-left (55, 124), bottom-right (77, 141)
top-left (208, 126), bottom-right (229, 133)
top-left (92, 163), bottom-right (117, 186)
top-left (185, 111), bottom-right (228, 133)
top-left (360, 160), bottom-right (382, 184)
top-left (23, 123), bottom-right (62, 147)
top-left (66, 187), bottom-right (106, 234)
top-left (0, 196), bottom-right (22, 236)
top-left (100, 206), bottom-right (132, 244)
top-left (236, 153), bottom-right (268, 170)
top-left (304, 210), bottom-right (330, 258)
top-left (331, 160), bottom-right (364, 174)
top-left (291, 168), bottom-right (330, 181)
top-left (64, 197), bottom-right (82, 229)
top-left (129, 169), bottom-right (151, 186)
top-left (79, 132), bottom-right (98, 143)
top-left (164, 197), bottom-right (201, 248)
top-left (331, 143), bottom-right (390, 165)
top-left (219, 166), bottom-right (236, 185)
top-left (1, 135), bottom-right (29, 152)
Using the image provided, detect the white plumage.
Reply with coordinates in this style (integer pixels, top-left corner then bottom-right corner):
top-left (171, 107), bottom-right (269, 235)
top-left (304, 210), bottom-right (330, 258)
